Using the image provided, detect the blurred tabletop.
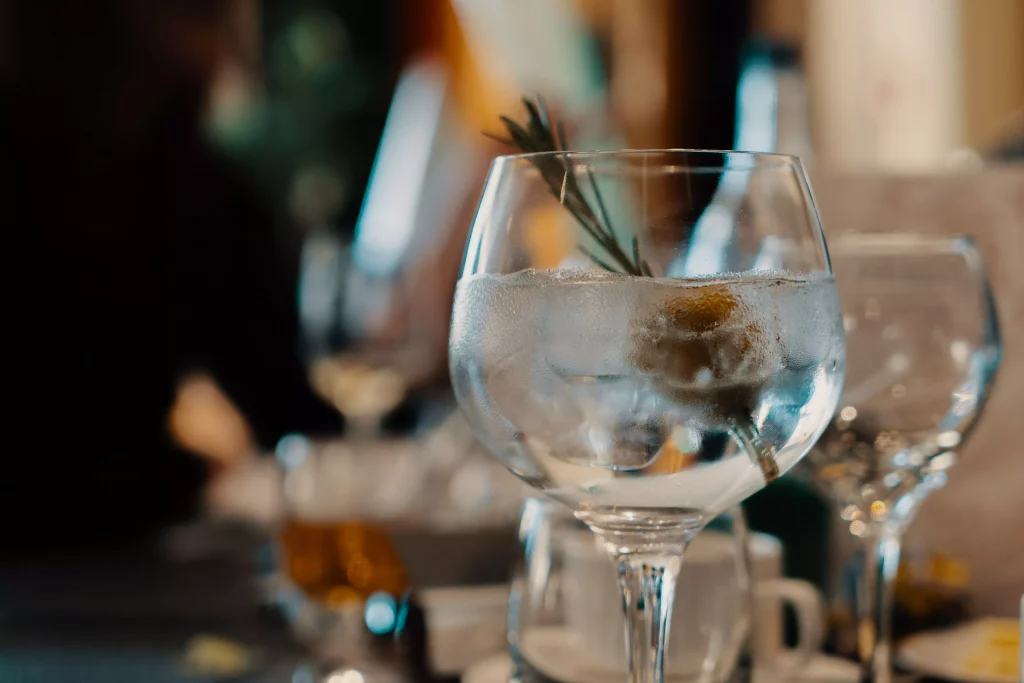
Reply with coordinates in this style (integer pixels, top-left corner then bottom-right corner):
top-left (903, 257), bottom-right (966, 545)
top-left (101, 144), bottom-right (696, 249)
top-left (0, 514), bottom-right (518, 683)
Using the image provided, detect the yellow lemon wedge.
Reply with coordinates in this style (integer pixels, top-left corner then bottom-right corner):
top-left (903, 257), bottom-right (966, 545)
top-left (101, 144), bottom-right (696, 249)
top-left (181, 635), bottom-right (252, 678)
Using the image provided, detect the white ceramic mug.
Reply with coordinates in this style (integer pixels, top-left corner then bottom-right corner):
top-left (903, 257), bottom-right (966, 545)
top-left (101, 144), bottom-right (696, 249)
top-left (560, 528), bottom-right (825, 680)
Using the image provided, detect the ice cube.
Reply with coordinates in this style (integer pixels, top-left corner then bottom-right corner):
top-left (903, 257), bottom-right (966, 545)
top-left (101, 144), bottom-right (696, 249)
top-left (541, 270), bottom-right (636, 378)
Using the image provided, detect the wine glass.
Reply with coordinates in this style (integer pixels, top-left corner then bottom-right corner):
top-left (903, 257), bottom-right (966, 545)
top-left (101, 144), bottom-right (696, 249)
top-left (449, 149), bottom-right (845, 683)
top-left (804, 233), bottom-right (1000, 683)
top-left (300, 234), bottom-right (446, 439)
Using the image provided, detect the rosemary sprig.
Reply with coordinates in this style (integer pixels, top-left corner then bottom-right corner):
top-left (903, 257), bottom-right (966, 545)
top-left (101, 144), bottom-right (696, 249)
top-left (486, 97), bottom-right (648, 276)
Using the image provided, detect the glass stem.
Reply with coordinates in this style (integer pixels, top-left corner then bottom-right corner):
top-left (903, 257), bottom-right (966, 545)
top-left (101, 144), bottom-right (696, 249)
top-left (857, 523), bottom-right (903, 683)
top-left (600, 535), bottom-right (689, 683)
top-left (729, 507), bottom-right (756, 683)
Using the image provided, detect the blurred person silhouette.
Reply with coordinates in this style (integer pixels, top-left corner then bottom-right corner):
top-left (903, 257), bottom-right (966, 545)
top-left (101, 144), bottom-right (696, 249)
top-left (0, 0), bottom-right (341, 555)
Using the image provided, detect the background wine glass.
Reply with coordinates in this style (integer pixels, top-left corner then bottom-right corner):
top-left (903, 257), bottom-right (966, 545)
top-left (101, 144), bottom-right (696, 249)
top-left (298, 234), bottom-right (410, 438)
top-left (449, 148), bottom-right (844, 683)
top-left (804, 233), bottom-right (1001, 683)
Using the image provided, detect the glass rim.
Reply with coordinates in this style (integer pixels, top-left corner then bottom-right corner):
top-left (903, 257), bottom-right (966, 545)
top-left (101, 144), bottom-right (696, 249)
top-left (493, 148), bottom-right (803, 168)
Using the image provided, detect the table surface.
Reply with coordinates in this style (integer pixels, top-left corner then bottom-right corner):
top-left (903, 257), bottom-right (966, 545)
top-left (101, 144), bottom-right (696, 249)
top-left (0, 519), bottom-right (517, 683)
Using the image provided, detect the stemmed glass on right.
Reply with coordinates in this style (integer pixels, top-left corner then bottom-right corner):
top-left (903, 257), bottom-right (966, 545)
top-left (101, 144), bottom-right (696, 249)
top-left (804, 233), bottom-right (1001, 683)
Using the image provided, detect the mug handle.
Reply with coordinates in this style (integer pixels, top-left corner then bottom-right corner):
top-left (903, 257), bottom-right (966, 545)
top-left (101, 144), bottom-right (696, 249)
top-left (754, 578), bottom-right (825, 678)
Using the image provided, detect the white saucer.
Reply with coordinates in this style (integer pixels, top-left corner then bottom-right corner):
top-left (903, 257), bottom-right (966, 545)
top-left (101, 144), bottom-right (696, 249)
top-left (463, 653), bottom-right (858, 683)
top-left (897, 619), bottom-right (1020, 683)
top-left (463, 627), bottom-right (858, 683)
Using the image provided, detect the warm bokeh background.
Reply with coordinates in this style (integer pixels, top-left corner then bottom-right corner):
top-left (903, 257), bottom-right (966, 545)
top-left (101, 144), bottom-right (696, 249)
top-left (2, 0), bottom-right (1022, 656)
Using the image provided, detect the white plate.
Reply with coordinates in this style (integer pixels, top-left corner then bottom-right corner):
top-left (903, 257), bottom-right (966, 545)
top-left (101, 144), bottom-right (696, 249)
top-left (463, 650), bottom-right (857, 683)
top-left (470, 626), bottom-right (856, 683)
top-left (897, 619), bottom-right (1020, 683)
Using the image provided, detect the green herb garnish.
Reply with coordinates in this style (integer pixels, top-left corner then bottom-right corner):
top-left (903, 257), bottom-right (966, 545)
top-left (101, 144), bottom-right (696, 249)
top-left (486, 97), bottom-right (651, 277)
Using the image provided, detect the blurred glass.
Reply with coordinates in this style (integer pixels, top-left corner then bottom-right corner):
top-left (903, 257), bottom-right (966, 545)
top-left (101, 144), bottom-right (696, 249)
top-left (804, 233), bottom-right (1001, 683)
top-left (271, 426), bottom-right (523, 615)
top-left (275, 437), bottom-right (417, 613)
top-left (299, 234), bottom-right (423, 438)
top-left (297, 56), bottom-right (484, 438)
top-left (270, 433), bottom-right (418, 674)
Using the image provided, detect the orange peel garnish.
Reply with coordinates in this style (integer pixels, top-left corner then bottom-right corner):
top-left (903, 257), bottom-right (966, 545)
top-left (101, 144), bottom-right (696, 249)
top-left (631, 283), bottom-right (762, 418)
top-left (631, 281), bottom-right (781, 482)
